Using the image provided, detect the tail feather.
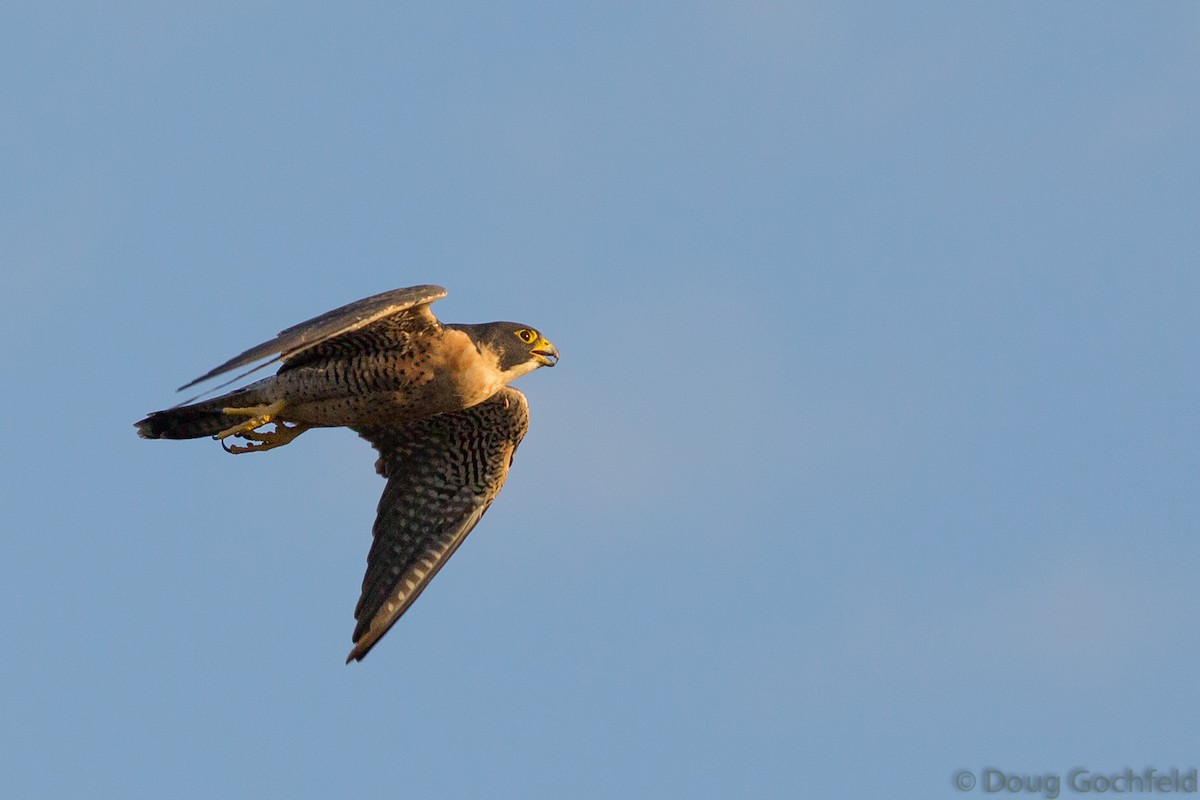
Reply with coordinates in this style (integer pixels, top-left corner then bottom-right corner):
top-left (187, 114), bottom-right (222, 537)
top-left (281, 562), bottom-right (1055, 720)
top-left (135, 388), bottom-right (266, 440)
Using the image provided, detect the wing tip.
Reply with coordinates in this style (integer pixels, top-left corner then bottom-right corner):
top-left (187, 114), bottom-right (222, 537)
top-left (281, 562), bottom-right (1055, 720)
top-left (345, 638), bottom-right (372, 664)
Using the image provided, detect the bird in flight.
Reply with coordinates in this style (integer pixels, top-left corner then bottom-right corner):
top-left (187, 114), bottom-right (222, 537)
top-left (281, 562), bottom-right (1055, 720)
top-left (135, 285), bottom-right (558, 662)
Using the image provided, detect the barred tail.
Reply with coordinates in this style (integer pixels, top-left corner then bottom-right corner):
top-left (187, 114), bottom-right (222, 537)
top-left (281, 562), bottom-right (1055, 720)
top-left (135, 389), bottom-right (265, 440)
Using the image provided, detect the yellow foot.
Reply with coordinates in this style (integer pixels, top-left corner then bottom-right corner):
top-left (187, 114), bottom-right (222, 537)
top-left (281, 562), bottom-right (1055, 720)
top-left (213, 400), bottom-right (309, 454)
top-left (215, 400), bottom-right (288, 440)
top-left (220, 421), bottom-right (311, 454)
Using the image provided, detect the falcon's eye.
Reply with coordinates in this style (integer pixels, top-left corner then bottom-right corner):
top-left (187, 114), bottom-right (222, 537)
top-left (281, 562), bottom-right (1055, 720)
top-left (516, 329), bottom-right (536, 344)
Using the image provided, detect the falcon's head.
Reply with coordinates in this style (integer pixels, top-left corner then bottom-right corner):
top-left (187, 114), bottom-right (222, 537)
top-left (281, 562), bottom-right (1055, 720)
top-left (464, 321), bottom-right (559, 379)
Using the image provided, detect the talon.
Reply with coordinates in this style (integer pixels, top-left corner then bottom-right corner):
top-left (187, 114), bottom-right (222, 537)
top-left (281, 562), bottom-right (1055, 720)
top-left (219, 421), bottom-right (310, 454)
top-left (213, 401), bottom-right (310, 454)
top-left (222, 438), bottom-right (255, 455)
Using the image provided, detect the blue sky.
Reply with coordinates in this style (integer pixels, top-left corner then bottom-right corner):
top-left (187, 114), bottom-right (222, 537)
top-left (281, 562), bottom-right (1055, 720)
top-left (3, 3), bottom-right (1197, 798)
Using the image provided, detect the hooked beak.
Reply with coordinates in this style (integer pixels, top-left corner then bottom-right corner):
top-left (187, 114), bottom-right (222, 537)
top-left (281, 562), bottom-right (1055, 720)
top-left (531, 337), bottom-right (559, 367)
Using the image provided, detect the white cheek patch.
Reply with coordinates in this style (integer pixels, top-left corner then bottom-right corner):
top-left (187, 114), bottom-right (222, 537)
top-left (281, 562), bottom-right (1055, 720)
top-left (497, 359), bottom-right (541, 382)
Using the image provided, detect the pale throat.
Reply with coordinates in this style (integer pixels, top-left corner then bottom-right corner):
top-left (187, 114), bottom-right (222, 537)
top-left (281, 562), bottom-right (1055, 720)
top-left (496, 359), bottom-right (542, 383)
top-left (456, 344), bottom-right (540, 407)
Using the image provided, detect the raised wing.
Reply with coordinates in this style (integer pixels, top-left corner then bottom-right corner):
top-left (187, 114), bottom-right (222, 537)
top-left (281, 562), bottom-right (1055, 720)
top-left (176, 284), bottom-right (447, 394)
top-left (347, 386), bottom-right (530, 662)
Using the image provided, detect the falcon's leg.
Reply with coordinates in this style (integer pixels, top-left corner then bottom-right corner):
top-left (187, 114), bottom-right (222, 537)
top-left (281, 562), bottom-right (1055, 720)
top-left (213, 401), bottom-right (309, 454)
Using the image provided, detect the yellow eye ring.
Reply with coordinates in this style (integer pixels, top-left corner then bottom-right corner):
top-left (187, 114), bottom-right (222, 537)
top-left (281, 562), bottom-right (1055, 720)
top-left (517, 329), bottom-right (535, 343)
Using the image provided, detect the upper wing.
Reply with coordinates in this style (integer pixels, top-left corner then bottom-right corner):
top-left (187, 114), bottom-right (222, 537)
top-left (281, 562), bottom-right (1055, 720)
top-left (346, 386), bottom-right (530, 662)
top-left (176, 284), bottom-right (447, 394)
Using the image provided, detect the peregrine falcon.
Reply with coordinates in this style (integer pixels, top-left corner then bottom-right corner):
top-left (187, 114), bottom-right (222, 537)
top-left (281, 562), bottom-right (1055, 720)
top-left (135, 285), bottom-right (558, 662)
